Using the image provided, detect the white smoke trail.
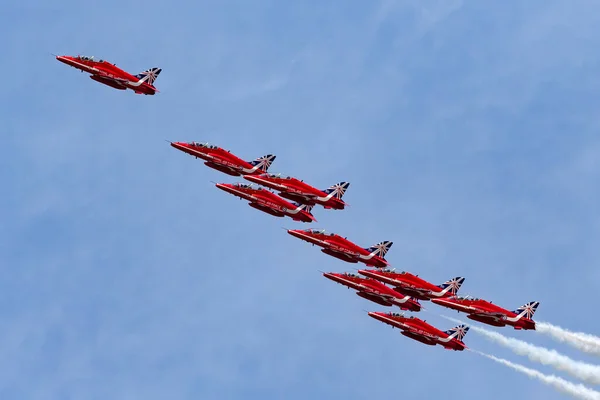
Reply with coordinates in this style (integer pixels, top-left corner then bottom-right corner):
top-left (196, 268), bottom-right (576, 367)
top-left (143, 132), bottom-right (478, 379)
top-left (441, 315), bottom-right (600, 385)
top-left (537, 322), bottom-right (600, 357)
top-left (473, 350), bottom-right (600, 400)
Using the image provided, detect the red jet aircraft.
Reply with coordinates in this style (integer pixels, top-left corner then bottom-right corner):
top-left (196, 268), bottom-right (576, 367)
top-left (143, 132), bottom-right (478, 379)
top-left (55, 55), bottom-right (161, 95)
top-left (368, 311), bottom-right (469, 351)
top-left (170, 141), bottom-right (276, 177)
top-left (243, 173), bottom-right (350, 209)
top-left (431, 296), bottom-right (540, 330)
top-left (215, 182), bottom-right (316, 222)
top-left (358, 269), bottom-right (465, 301)
top-left (323, 272), bottom-right (421, 312)
top-left (287, 229), bottom-right (392, 268)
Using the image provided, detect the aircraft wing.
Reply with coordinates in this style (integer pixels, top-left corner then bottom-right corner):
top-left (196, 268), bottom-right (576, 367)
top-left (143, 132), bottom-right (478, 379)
top-left (286, 192), bottom-right (317, 201)
top-left (404, 327), bottom-right (438, 341)
top-left (396, 286), bottom-right (430, 296)
top-left (326, 247), bottom-right (360, 257)
top-left (94, 71), bottom-right (130, 84)
top-left (469, 311), bottom-right (507, 320)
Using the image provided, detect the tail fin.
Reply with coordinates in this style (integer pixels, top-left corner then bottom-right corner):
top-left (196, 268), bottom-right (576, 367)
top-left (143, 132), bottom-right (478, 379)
top-left (437, 277), bottom-right (465, 295)
top-left (134, 67), bottom-right (162, 85)
top-left (364, 241), bottom-right (393, 258)
top-left (249, 154), bottom-right (276, 172)
top-left (444, 325), bottom-right (470, 342)
top-left (511, 302), bottom-right (540, 320)
top-left (292, 202), bottom-right (314, 214)
top-left (323, 182), bottom-right (350, 199)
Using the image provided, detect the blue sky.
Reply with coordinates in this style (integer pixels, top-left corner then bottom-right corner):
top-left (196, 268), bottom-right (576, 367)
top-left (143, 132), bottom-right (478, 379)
top-left (3, 0), bottom-right (600, 398)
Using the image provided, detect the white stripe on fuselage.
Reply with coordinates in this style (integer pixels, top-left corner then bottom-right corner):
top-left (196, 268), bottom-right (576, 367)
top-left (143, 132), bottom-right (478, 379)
top-left (332, 276), bottom-right (407, 304)
top-left (67, 59), bottom-right (149, 87)
top-left (435, 299), bottom-right (525, 323)
top-left (219, 186), bottom-right (256, 201)
top-left (506, 309), bottom-right (528, 322)
top-left (375, 314), bottom-right (447, 342)
top-left (358, 252), bottom-right (379, 261)
top-left (251, 177), bottom-right (338, 203)
top-left (385, 282), bottom-right (431, 296)
top-left (315, 191), bottom-right (337, 202)
top-left (291, 231), bottom-right (332, 247)
top-left (373, 314), bottom-right (425, 334)
top-left (286, 206), bottom-right (304, 215)
top-left (331, 275), bottom-right (367, 291)
top-left (251, 177), bottom-right (289, 191)
top-left (181, 147), bottom-right (262, 174)
top-left (293, 231), bottom-right (374, 259)
top-left (221, 186), bottom-right (300, 215)
top-left (433, 299), bottom-right (479, 313)
top-left (66, 59), bottom-right (100, 73)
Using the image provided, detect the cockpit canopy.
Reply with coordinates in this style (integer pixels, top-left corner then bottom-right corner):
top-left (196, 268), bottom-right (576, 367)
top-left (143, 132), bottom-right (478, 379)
top-left (304, 228), bottom-right (326, 234)
top-left (78, 55), bottom-right (104, 62)
top-left (381, 268), bottom-right (401, 274)
top-left (232, 182), bottom-right (258, 189)
top-left (343, 272), bottom-right (359, 278)
top-left (390, 312), bottom-right (405, 317)
top-left (189, 142), bottom-right (218, 149)
top-left (456, 295), bottom-right (478, 301)
top-left (266, 173), bottom-right (292, 179)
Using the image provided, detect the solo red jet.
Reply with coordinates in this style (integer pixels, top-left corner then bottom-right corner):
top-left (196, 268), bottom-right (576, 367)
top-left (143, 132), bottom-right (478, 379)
top-left (215, 182), bottom-right (316, 222)
top-left (368, 311), bottom-right (469, 351)
top-left (431, 296), bottom-right (540, 330)
top-left (287, 229), bottom-right (392, 268)
top-left (358, 269), bottom-right (465, 301)
top-left (170, 141), bottom-right (276, 177)
top-left (323, 272), bottom-right (421, 312)
top-left (55, 55), bottom-right (161, 95)
top-left (243, 173), bottom-right (350, 209)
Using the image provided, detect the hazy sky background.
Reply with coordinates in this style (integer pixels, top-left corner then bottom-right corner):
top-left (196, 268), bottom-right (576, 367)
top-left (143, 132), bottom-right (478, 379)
top-left (3, 0), bottom-right (600, 399)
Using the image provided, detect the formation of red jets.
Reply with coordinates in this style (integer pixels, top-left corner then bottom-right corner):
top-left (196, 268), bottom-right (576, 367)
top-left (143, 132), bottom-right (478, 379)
top-left (167, 140), bottom-right (541, 352)
top-left (57, 55), bottom-right (541, 352)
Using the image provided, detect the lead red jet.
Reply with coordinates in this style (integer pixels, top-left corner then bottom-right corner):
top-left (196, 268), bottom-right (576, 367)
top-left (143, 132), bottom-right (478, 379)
top-left (323, 272), bottom-right (421, 312)
top-left (368, 311), bottom-right (469, 351)
top-left (431, 296), bottom-right (540, 330)
top-left (243, 173), bottom-right (350, 210)
top-left (170, 141), bottom-right (276, 177)
top-left (55, 55), bottom-right (161, 95)
top-left (215, 182), bottom-right (316, 222)
top-left (358, 269), bottom-right (465, 301)
top-left (287, 229), bottom-right (392, 268)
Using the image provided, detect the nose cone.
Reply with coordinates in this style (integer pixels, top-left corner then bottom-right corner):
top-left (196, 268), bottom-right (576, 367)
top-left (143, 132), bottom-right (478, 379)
top-left (322, 272), bottom-right (346, 285)
top-left (215, 183), bottom-right (230, 191)
top-left (367, 311), bottom-right (388, 323)
top-left (170, 141), bottom-right (188, 151)
top-left (56, 55), bottom-right (73, 65)
top-left (430, 298), bottom-right (445, 306)
top-left (322, 272), bottom-right (337, 281)
top-left (287, 229), bottom-right (304, 239)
